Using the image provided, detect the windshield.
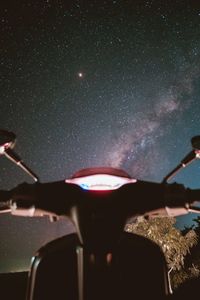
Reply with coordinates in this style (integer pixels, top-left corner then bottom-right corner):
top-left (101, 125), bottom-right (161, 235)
top-left (0, 1), bottom-right (200, 273)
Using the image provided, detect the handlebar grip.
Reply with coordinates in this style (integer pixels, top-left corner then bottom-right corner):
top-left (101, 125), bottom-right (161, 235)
top-left (186, 188), bottom-right (200, 203)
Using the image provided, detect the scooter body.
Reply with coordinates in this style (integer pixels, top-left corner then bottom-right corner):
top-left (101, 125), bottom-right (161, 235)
top-left (26, 168), bottom-right (170, 300)
top-left (27, 231), bottom-right (169, 300)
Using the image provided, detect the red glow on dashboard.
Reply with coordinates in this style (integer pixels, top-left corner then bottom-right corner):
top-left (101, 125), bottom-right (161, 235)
top-left (65, 174), bottom-right (137, 191)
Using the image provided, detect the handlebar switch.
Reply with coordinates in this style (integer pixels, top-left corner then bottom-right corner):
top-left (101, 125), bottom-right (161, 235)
top-left (11, 201), bottom-right (36, 217)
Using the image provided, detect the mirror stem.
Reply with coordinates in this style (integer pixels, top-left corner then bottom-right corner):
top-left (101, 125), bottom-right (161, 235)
top-left (162, 164), bottom-right (183, 183)
top-left (4, 149), bottom-right (40, 182)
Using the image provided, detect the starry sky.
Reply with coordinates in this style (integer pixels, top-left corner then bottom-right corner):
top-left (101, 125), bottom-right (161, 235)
top-left (1, 0), bottom-right (200, 272)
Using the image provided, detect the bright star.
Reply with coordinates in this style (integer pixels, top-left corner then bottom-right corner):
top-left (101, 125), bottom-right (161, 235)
top-left (78, 72), bottom-right (83, 78)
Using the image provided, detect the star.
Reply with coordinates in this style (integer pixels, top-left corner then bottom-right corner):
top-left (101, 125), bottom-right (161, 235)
top-left (78, 72), bottom-right (83, 78)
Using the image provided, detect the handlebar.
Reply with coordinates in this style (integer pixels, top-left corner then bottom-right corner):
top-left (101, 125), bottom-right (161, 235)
top-left (1, 180), bottom-right (200, 249)
top-left (0, 180), bottom-right (200, 218)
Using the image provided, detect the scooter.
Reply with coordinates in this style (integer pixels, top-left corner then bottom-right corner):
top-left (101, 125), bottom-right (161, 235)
top-left (0, 129), bottom-right (200, 300)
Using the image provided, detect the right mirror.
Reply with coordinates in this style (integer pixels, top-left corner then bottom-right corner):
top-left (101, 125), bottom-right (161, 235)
top-left (191, 136), bottom-right (200, 150)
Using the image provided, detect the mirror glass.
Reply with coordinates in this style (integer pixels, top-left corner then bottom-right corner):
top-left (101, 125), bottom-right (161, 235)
top-left (191, 136), bottom-right (200, 150)
top-left (0, 130), bottom-right (16, 154)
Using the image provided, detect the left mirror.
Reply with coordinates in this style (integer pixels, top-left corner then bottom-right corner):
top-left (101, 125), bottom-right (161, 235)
top-left (0, 129), bottom-right (39, 182)
top-left (0, 130), bottom-right (16, 154)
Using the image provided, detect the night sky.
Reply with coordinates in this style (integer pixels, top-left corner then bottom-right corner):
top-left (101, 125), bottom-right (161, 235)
top-left (1, 0), bottom-right (200, 272)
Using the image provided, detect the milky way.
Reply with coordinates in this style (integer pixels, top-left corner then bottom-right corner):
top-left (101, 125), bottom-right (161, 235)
top-left (105, 58), bottom-right (200, 179)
